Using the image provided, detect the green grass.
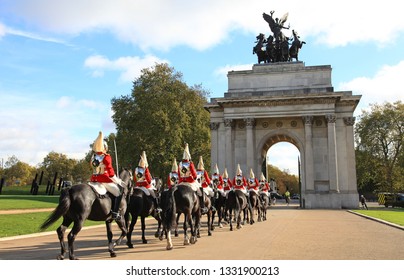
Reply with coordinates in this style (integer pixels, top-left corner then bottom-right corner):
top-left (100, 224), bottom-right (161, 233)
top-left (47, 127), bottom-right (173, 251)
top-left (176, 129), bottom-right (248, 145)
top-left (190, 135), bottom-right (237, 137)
top-left (352, 208), bottom-right (404, 226)
top-left (0, 195), bottom-right (59, 210)
top-left (0, 184), bottom-right (61, 195)
top-left (0, 212), bottom-right (104, 238)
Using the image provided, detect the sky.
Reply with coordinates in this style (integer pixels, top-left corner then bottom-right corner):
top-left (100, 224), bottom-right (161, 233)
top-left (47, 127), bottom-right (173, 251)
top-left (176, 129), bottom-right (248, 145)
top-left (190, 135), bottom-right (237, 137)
top-left (0, 0), bottom-right (403, 176)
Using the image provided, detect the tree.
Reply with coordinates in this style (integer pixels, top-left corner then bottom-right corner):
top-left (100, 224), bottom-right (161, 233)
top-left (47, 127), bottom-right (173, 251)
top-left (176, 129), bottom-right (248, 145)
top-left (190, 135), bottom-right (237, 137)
top-left (40, 152), bottom-right (77, 184)
top-left (111, 63), bottom-right (211, 178)
top-left (355, 101), bottom-right (404, 193)
top-left (3, 156), bottom-right (35, 186)
top-left (266, 164), bottom-right (299, 194)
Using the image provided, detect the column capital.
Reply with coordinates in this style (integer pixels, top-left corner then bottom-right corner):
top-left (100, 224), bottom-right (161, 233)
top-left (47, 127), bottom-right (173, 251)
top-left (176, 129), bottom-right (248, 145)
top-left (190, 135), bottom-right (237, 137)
top-left (325, 114), bottom-right (337, 123)
top-left (224, 118), bottom-right (235, 128)
top-left (343, 117), bottom-right (356, 126)
top-left (302, 115), bottom-right (313, 125)
top-left (244, 117), bottom-right (256, 127)
top-left (209, 122), bottom-right (220, 130)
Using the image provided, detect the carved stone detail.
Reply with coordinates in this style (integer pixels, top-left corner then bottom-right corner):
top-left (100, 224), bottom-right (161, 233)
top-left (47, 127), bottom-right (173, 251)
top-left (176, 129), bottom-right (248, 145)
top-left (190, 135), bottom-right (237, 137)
top-left (244, 118), bottom-right (256, 127)
top-left (325, 114), bottom-right (336, 123)
top-left (291, 120), bottom-right (297, 127)
top-left (302, 116), bottom-right (313, 125)
top-left (343, 117), bottom-right (356, 126)
top-left (224, 118), bottom-right (234, 128)
top-left (209, 122), bottom-right (220, 130)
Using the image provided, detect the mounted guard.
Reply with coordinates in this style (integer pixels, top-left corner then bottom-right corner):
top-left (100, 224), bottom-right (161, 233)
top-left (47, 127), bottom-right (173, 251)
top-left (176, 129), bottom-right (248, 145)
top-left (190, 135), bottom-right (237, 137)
top-left (89, 131), bottom-right (123, 220)
top-left (197, 156), bottom-right (216, 212)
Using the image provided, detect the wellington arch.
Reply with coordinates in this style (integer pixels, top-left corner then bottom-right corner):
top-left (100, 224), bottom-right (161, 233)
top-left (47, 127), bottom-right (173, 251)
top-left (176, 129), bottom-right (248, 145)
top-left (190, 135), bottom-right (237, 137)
top-left (205, 62), bottom-right (361, 209)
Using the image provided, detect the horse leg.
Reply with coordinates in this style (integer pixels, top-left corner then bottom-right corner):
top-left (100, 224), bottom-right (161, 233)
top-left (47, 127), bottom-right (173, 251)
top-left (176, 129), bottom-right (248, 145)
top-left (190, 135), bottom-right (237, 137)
top-left (166, 229), bottom-right (173, 250)
top-left (126, 214), bottom-right (138, 248)
top-left (207, 211), bottom-right (212, 236)
top-left (191, 212), bottom-right (200, 244)
top-left (183, 213), bottom-right (190, 245)
top-left (141, 216), bottom-right (147, 244)
top-left (67, 220), bottom-right (84, 260)
top-left (115, 215), bottom-right (128, 246)
top-left (174, 213), bottom-right (180, 237)
top-left (106, 221), bottom-right (117, 258)
top-left (56, 217), bottom-right (72, 260)
top-left (154, 217), bottom-right (161, 238)
top-left (228, 209), bottom-right (233, 231)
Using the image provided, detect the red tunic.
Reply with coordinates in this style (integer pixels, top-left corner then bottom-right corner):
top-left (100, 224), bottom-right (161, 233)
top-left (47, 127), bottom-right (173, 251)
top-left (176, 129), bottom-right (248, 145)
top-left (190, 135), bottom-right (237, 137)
top-left (167, 172), bottom-right (178, 189)
top-left (134, 167), bottom-right (152, 188)
top-left (90, 153), bottom-right (114, 183)
top-left (223, 178), bottom-right (232, 191)
top-left (233, 177), bottom-right (247, 190)
top-left (248, 178), bottom-right (260, 191)
top-left (199, 170), bottom-right (211, 188)
top-left (213, 174), bottom-right (224, 190)
top-left (178, 161), bottom-right (198, 184)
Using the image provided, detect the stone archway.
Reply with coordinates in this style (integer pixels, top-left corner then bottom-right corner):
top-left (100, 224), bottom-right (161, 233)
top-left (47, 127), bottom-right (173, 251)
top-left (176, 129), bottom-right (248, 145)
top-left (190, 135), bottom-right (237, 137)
top-left (205, 62), bottom-right (361, 209)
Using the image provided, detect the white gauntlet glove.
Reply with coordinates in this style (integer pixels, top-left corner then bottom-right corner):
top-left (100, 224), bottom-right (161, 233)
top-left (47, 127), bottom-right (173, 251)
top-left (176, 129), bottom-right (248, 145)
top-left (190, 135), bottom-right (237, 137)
top-left (110, 175), bottom-right (122, 186)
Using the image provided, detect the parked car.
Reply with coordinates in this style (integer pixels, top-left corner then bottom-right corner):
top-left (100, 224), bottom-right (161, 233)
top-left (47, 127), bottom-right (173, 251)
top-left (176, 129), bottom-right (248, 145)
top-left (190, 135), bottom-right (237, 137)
top-left (384, 193), bottom-right (404, 208)
top-left (291, 194), bottom-right (300, 200)
top-left (270, 192), bottom-right (283, 200)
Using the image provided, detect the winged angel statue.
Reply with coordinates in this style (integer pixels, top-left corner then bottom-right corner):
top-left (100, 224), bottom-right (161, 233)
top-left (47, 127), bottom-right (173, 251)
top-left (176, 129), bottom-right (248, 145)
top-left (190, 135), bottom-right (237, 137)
top-left (262, 11), bottom-right (290, 42)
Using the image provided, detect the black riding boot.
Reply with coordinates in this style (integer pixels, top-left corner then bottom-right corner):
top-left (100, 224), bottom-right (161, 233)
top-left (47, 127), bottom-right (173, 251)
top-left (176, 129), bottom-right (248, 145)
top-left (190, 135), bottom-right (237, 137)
top-left (200, 188), bottom-right (208, 214)
top-left (111, 185), bottom-right (123, 221)
top-left (210, 196), bottom-right (216, 212)
top-left (153, 196), bottom-right (162, 217)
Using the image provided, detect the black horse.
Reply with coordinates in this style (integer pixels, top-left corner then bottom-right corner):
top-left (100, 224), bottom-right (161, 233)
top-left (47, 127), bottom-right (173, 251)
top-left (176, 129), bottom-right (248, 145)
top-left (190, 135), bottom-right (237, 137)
top-left (259, 192), bottom-right (270, 221)
top-left (212, 189), bottom-right (227, 228)
top-left (125, 182), bottom-right (162, 248)
top-left (225, 189), bottom-right (252, 231)
top-left (159, 184), bottom-right (201, 250)
top-left (249, 191), bottom-right (261, 223)
top-left (40, 169), bottom-right (132, 260)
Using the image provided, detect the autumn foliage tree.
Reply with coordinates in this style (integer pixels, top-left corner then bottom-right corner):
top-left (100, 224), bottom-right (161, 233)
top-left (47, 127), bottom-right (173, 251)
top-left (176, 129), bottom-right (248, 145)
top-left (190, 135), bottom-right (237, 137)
top-left (111, 63), bottom-right (211, 178)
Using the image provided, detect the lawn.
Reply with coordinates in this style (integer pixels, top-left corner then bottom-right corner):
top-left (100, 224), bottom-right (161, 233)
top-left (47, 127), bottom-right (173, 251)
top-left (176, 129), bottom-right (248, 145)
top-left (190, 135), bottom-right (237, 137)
top-left (352, 208), bottom-right (404, 226)
top-left (0, 212), bottom-right (104, 238)
top-left (0, 195), bottom-right (59, 210)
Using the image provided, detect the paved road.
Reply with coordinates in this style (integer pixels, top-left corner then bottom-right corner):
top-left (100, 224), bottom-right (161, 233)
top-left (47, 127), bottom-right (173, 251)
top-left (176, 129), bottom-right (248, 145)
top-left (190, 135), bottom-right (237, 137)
top-left (1, 203), bottom-right (403, 260)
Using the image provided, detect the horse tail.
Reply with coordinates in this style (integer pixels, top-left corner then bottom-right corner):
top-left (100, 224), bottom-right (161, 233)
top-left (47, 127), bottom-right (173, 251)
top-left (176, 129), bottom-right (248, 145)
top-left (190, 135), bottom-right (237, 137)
top-left (161, 189), bottom-right (176, 231)
top-left (40, 188), bottom-right (71, 230)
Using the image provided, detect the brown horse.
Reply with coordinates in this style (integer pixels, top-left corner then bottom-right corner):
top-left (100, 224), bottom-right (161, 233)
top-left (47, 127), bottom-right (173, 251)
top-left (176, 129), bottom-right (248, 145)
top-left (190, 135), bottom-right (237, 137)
top-left (40, 169), bottom-right (132, 260)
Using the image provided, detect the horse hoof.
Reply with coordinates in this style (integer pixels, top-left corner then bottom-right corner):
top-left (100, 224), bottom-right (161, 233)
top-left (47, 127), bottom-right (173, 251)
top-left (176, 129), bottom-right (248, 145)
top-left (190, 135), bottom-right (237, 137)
top-left (208, 232), bottom-right (212, 236)
top-left (230, 227), bottom-right (233, 231)
top-left (166, 245), bottom-right (173, 250)
top-left (190, 237), bottom-right (197, 244)
top-left (159, 236), bottom-right (164, 241)
top-left (154, 232), bottom-right (159, 238)
top-left (184, 239), bottom-right (190, 245)
top-left (110, 252), bottom-right (117, 258)
top-left (142, 240), bottom-right (148, 244)
top-left (127, 243), bottom-right (134, 249)
top-left (56, 255), bottom-right (64, 260)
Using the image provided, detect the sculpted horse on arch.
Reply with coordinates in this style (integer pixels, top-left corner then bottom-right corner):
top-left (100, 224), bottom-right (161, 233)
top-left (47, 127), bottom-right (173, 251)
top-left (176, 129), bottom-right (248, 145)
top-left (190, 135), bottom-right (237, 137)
top-left (289, 29), bottom-right (306, 62)
top-left (40, 169), bottom-right (132, 260)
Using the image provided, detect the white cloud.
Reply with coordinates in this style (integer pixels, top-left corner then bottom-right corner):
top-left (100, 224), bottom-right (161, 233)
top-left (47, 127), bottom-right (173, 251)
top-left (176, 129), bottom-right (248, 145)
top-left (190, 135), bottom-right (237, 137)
top-left (84, 54), bottom-right (169, 82)
top-left (0, 91), bottom-right (112, 166)
top-left (5, 0), bottom-right (404, 50)
top-left (267, 143), bottom-right (300, 176)
top-left (214, 64), bottom-right (253, 79)
top-left (338, 60), bottom-right (404, 112)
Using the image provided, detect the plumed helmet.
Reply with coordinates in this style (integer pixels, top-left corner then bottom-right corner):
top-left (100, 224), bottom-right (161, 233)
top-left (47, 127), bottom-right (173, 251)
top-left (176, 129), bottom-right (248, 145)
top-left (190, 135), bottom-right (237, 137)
top-left (182, 143), bottom-right (191, 161)
top-left (197, 156), bottom-right (204, 171)
top-left (260, 172), bottom-right (267, 182)
top-left (249, 168), bottom-right (255, 179)
top-left (171, 158), bottom-right (178, 172)
top-left (93, 131), bottom-right (107, 153)
top-left (222, 168), bottom-right (229, 179)
top-left (141, 151), bottom-right (149, 168)
top-left (236, 164), bottom-right (242, 176)
top-left (213, 163), bottom-right (219, 175)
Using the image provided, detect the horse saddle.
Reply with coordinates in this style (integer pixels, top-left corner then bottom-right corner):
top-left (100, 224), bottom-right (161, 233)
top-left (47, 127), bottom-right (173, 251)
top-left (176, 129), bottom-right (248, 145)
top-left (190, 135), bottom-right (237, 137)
top-left (87, 182), bottom-right (108, 196)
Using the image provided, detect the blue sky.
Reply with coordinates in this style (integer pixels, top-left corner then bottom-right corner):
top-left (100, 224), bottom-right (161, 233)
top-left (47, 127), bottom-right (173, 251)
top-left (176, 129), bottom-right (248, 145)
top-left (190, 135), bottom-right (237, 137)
top-left (1, 0), bottom-right (403, 175)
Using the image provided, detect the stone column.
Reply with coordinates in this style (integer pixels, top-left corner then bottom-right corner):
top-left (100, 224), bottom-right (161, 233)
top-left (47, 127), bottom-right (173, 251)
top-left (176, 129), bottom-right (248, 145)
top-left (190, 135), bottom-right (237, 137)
top-left (244, 118), bottom-right (256, 172)
top-left (209, 122), bottom-right (220, 173)
top-left (343, 117), bottom-right (357, 191)
top-left (303, 116), bottom-right (314, 192)
top-left (224, 118), bottom-right (234, 177)
top-left (326, 114), bottom-right (339, 193)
